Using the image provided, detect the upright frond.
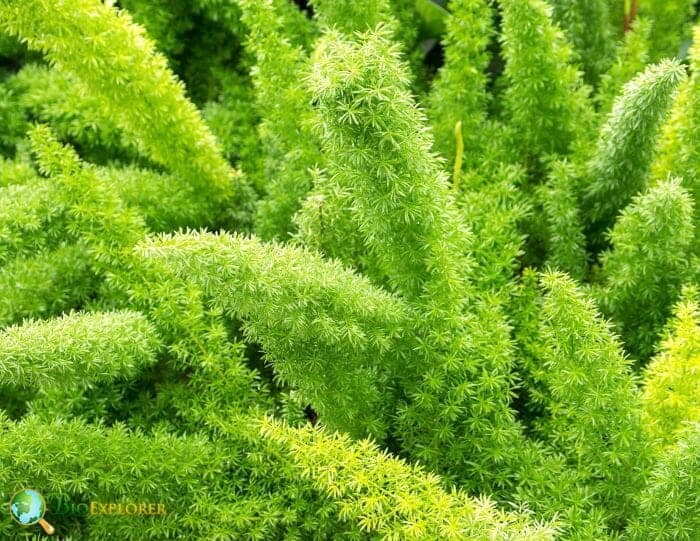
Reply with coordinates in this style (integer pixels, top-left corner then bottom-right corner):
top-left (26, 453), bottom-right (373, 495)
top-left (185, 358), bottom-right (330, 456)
top-left (500, 0), bottom-right (593, 161)
top-left (641, 287), bottom-right (700, 448)
top-left (582, 59), bottom-right (686, 242)
top-left (548, 0), bottom-right (615, 84)
top-left (427, 0), bottom-right (494, 167)
top-left (235, 0), bottom-right (322, 241)
top-left (596, 179), bottom-right (695, 361)
top-left (539, 271), bottom-right (650, 526)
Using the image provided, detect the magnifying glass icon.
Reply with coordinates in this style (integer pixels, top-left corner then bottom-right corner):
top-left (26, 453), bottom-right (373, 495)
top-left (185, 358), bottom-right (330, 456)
top-left (9, 488), bottom-right (55, 535)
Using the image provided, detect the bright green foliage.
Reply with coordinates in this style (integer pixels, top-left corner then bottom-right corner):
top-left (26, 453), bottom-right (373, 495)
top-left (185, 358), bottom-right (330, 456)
top-left (307, 25), bottom-right (470, 310)
top-left (95, 166), bottom-right (215, 232)
top-left (500, 0), bottom-right (593, 162)
top-left (538, 271), bottom-right (650, 527)
top-left (199, 0), bottom-right (314, 53)
top-left (2, 1), bottom-right (700, 538)
top-left (385, 0), bottom-right (427, 89)
top-left (548, 0), bottom-right (615, 84)
top-left (508, 268), bottom-right (552, 429)
top-left (28, 125), bottom-right (146, 274)
top-left (0, 175), bottom-right (70, 264)
top-left (0, 0), bottom-right (252, 227)
top-left (0, 83), bottom-right (26, 155)
top-left (641, 287), bottom-right (700, 448)
top-left (596, 179), bottom-right (695, 361)
top-left (0, 310), bottom-right (159, 390)
top-left (0, 414), bottom-right (231, 540)
top-left (395, 292), bottom-right (524, 495)
top-left (653, 26), bottom-right (700, 245)
top-left (427, 0), bottom-right (493, 166)
top-left (582, 59), bottom-right (686, 242)
top-left (640, 0), bottom-right (696, 60)
top-left (260, 418), bottom-right (558, 540)
top-left (306, 26), bottom-right (525, 494)
top-left (512, 438), bottom-right (625, 539)
top-left (0, 244), bottom-right (97, 327)
top-left (136, 230), bottom-right (408, 439)
top-left (6, 64), bottom-right (139, 163)
top-left (626, 423), bottom-right (700, 541)
top-left (235, 0), bottom-right (321, 241)
top-left (202, 72), bottom-right (262, 177)
top-left (539, 160), bottom-right (588, 281)
top-left (0, 156), bottom-right (35, 188)
top-left (292, 168), bottom-right (369, 268)
top-left (597, 17), bottom-right (652, 115)
top-left (311, 0), bottom-right (395, 34)
top-left (459, 164), bottom-right (530, 296)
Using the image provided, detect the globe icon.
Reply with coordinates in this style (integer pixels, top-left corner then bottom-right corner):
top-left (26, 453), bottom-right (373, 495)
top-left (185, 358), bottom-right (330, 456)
top-left (9, 488), bottom-right (55, 535)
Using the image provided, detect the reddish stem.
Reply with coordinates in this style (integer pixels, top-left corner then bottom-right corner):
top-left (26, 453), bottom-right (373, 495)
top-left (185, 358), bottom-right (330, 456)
top-left (623, 0), bottom-right (639, 34)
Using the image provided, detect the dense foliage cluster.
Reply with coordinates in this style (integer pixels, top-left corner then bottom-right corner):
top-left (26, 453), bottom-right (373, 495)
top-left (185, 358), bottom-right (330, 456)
top-left (0, 1), bottom-right (698, 539)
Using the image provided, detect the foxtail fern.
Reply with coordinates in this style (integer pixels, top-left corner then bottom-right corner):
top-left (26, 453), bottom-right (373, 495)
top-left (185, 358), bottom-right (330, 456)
top-left (0, 310), bottom-right (159, 390)
top-left (641, 287), bottom-right (700, 449)
top-left (0, 0), bottom-right (253, 226)
top-left (427, 0), bottom-right (493, 167)
top-left (596, 179), bottom-right (695, 361)
top-left (582, 59), bottom-right (686, 243)
top-left (260, 417), bottom-right (558, 540)
top-left (538, 271), bottom-right (650, 527)
top-left (235, 0), bottom-right (321, 241)
top-left (137, 230), bottom-right (408, 439)
top-left (626, 422), bottom-right (700, 541)
top-left (500, 0), bottom-right (593, 162)
top-left (653, 25), bottom-right (700, 248)
top-left (548, 0), bottom-right (615, 84)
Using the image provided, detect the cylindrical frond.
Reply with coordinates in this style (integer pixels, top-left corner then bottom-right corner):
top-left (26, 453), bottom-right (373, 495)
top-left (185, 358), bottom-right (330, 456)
top-left (582, 59), bottom-right (686, 240)
top-left (136, 230), bottom-right (409, 439)
top-left (0, 415), bottom-right (230, 539)
top-left (653, 26), bottom-right (700, 248)
top-left (539, 271), bottom-right (650, 525)
top-left (500, 0), bottom-right (593, 161)
top-left (548, 0), bottom-right (615, 84)
top-left (259, 418), bottom-right (558, 541)
top-left (427, 0), bottom-right (493, 168)
top-left (0, 310), bottom-right (160, 389)
top-left (307, 25), bottom-right (472, 315)
top-left (642, 287), bottom-right (700, 449)
top-left (597, 179), bottom-right (695, 361)
top-left (235, 0), bottom-right (322, 241)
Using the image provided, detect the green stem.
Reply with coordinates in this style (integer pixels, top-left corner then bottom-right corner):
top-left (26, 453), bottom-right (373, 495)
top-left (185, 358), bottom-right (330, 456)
top-left (453, 120), bottom-right (464, 191)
